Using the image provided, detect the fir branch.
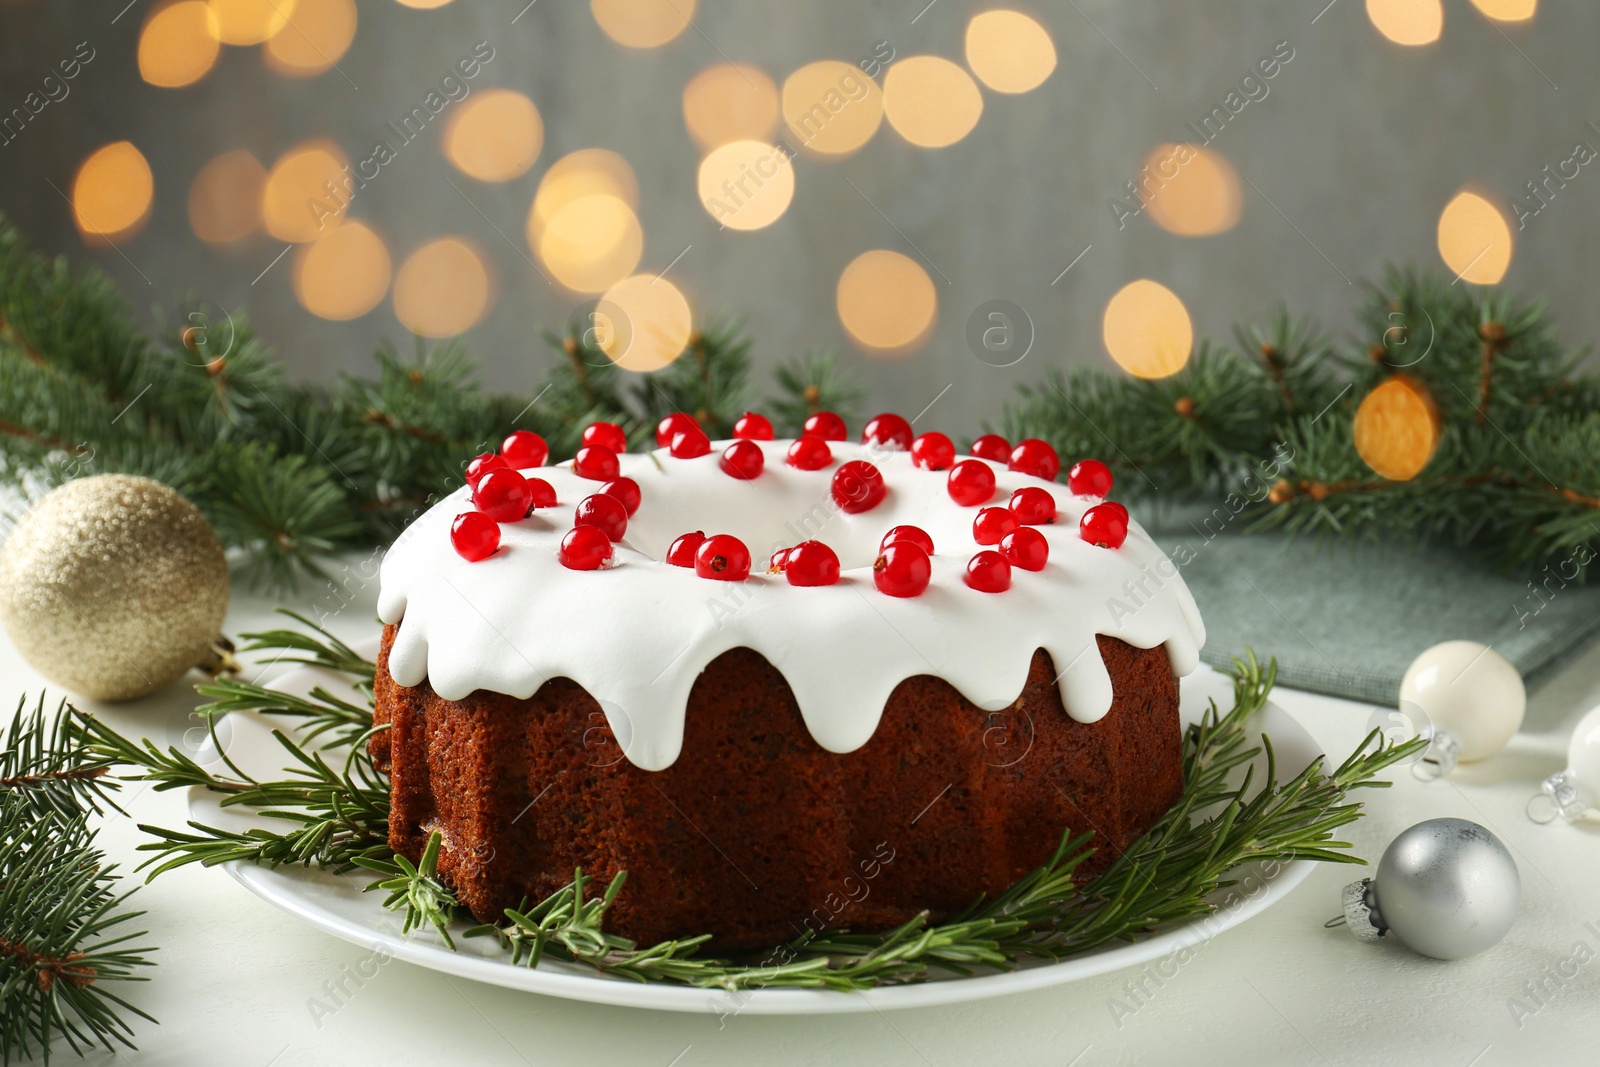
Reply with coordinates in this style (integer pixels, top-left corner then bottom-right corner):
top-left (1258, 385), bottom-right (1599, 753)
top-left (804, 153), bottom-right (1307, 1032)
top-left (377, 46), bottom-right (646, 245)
top-left (0, 696), bottom-right (119, 820)
top-left (0, 697), bottom-right (155, 1065)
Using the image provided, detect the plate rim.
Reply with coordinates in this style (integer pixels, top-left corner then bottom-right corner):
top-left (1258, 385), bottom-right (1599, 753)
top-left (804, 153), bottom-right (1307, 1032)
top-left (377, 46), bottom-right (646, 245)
top-left (193, 650), bottom-right (1320, 1015)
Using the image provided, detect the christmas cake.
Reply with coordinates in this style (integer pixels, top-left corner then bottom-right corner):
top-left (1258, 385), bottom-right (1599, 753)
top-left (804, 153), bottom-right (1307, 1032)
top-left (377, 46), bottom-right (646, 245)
top-left (372, 413), bottom-right (1205, 949)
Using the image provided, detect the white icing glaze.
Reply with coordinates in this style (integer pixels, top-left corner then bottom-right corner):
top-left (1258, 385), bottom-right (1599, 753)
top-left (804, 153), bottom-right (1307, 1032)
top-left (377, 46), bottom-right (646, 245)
top-left (377, 440), bottom-right (1205, 771)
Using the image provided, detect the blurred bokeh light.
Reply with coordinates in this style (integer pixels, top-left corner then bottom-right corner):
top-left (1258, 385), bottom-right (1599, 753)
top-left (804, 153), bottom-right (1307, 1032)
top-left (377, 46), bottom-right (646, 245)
top-left (683, 63), bottom-right (780, 152)
top-left (1469, 0), bottom-right (1535, 20)
top-left (262, 140), bottom-right (349, 243)
top-left (139, 2), bottom-right (221, 89)
top-left (597, 273), bottom-right (693, 372)
top-left (782, 61), bottom-right (884, 156)
top-left (72, 142), bottom-right (154, 241)
top-left (1102, 279), bottom-right (1193, 379)
top-left (1140, 144), bottom-right (1243, 237)
top-left (697, 141), bottom-right (795, 231)
top-left (189, 149), bottom-right (266, 244)
top-left (836, 250), bottom-right (937, 354)
top-left (1437, 190), bottom-right (1512, 284)
top-left (264, 0), bottom-right (358, 77)
top-left (293, 220), bottom-right (392, 320)
top-left (964, 10), bottom-right (1057, 94)
top-left (444, 89), bottom-right (543, 182)
top-left (209, 0), bottom-right (297, 45)
top-left (883, 56), bottom-right (984, 149)
top-left (1365, 0), bottom-right (1443, 46)
top-left (1354, 375), bottom-right (1440, 480)
top-left (393, 237), bottom-right (491, 336)
top-left (591, 0), bottom-right (694, 49)
top-left (536, 195), bottom-right (643, 294)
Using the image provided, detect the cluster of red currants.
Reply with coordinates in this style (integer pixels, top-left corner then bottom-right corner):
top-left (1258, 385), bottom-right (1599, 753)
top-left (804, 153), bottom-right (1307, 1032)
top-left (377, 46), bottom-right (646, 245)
top-left (450, 430), bottom-right (555, 562)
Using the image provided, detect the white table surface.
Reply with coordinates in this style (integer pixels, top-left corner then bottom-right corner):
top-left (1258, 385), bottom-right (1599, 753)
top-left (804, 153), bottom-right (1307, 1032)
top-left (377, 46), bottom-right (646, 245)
top-left (5, 567), bottom-right (1600, 1067)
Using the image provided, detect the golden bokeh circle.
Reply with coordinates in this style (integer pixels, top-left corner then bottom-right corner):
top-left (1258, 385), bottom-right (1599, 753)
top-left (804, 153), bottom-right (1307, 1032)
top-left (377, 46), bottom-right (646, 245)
top-left (139, 1), bottom-right (221, 89)
top-left (264, 0), bottom-right (358, 77)
top-left (537, 195), bottom-right (644, 294)
top-left (262, 141), bottom-right (350, 243)
top-left (683, 62), bottom-right (780, 151)
top-left (1469, 0), bottom-right (1535, 19)
top-left (591, 0), bottom-right (694, 48)
top-left (596, 274), bottom-right (694, 372)
top-left (1437, 190), bottom-right (1512, 285)
top-left (883, 56), bottom-right (985, 149)
top-left (781, 60), bottom-right (884, 156)
top-left (72, 142), bottom-right (154, 240)
top-left (1102, 279), bottom-right (1193, 379)
top-left (964, 10), bottom-right (1057, 94)
top-left (393, 237), bottom-right (492, 337)
top-left (836, 250), bottom-right (938, 354)
top-left (1354, 376), bottom-right (1441, 481)
top-left (1141, 143), bottom-right (1243, 237)
top-left (697, 140), bottom-right (795, 231)
top-left (527, 149), bottom-right (639, 244)
top-left (293, 221), bottom-right (392, 320)
top-left (208, 0), bottom-right (298, 45)
top-left (1365, 0), bottom-right (1443, 46)
top-left (394, 0), bottom-right (453, 9)
top-left (189, 149), bottom-right (267, 244)
top-left (444, 89), bottom-right (544, 182)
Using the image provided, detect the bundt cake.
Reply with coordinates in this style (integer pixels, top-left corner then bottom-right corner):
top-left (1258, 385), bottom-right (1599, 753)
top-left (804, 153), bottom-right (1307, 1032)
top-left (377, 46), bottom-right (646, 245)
top-left (373, 415), bottom-right (1205, 950)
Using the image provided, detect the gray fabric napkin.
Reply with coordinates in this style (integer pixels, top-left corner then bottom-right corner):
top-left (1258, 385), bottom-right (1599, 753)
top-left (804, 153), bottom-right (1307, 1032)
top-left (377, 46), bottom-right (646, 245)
top-left (1146, 525), bottom-right (1600, 705)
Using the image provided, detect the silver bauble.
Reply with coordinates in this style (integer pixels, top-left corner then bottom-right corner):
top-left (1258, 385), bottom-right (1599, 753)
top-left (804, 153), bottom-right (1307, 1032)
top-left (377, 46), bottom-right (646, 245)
top-left (1339, 817), bottom-right (1519, 960)
top-left (0, 475), bottom-right (229, 700)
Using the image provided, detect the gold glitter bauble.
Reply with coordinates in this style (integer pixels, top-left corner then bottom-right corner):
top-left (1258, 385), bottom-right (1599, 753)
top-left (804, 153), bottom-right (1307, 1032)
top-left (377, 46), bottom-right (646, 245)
top-left (0, 475), bottom-right (229, 701)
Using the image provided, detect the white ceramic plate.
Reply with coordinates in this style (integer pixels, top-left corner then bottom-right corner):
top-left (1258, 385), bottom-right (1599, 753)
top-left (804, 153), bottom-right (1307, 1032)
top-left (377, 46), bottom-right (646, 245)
top-left (190, 648), bottom-right (1319, 1015)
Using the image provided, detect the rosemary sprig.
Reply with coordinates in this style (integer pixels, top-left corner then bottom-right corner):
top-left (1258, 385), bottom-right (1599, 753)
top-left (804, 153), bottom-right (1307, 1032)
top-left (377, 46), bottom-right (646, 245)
top-left (93, 620), bottom-right (1423, 993)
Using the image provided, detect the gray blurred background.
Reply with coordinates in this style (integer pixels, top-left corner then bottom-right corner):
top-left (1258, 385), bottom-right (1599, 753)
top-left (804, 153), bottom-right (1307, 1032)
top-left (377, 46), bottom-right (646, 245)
top-left (1, 0), bottom-right (1596, 435)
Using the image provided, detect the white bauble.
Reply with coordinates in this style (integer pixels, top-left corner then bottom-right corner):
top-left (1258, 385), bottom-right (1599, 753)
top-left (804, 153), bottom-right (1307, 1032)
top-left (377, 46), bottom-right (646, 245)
top-left (1564, 704), bottom-right (1600, 810)
top-left (1399, 641), bottom-right (1525, 762)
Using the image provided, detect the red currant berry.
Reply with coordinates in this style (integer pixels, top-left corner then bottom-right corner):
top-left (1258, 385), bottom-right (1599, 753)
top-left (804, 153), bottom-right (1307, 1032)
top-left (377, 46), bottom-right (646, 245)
top-left (786, 435), bottom-right (832, 471)
top-left (1008, 438), bottom-right (1061, 481)
top-left (599, 477), bottom-right (639, 515)
top-left (1000, 527), bottom-right (1049, 571)
top-left (1101, 500), bottom-right (1129, 523)
top-left (450, 512), bottom-right (500, 562)
top-left (575, 493), bottom-right (629, 542)
top-left (862, 412), bottom-right (913, 450)
top-left (880, 524), bottom-right (934, 555)
top-left (803, 411), bottom-right (848, 442)
top-left (964, 550), bottom-right (1012, 593)
top-left (559, 525), bottom-right (613, 570)
top-left (973, 506), bottom-right (1019, 546)
top-left (695, 534), bottom-right (751, 581)
top-left (947, 459), bottom-right (996, 506)
top-left (656, 412), bottom-right (701, 448)
top-left (1008, 486), bottom-right (1056, 525)
top-left (473, 469), bottom-right (534, 523)
top-left (466, 452), bottom-right (509, 487)
top-left (720, 439), bottom-right (765, 479)
top-left (1067, 458), bottom-right (1113, 497)
top-left (572, 444), bottom-right (619, 481)
top-left (831, 460), bottom-right (886, 513)
top-left (500, 430), bottom-right (548, 469)
top-left (1080, 503), bottom-right (1129, 549)
top-left (873, 542), bottom-right (931, 598)
top-left (732, 412), bottom-right (774, 440)
top-left (970, 434), bottom-right (1011, 463)
top-left (582, 421), bottom-right (628, 454)
top-left (666, 530), bottom-right (706, 568)
top-left (910, 431), bottom-right (956, 470)
top-left (784, 541), bottom-right (840, 586)
top-left (524, 477), bottom-right (557, 509)
top-left (768, 546), bottom-right (792, 573)
top-left (670, 427), bottom-right (712, 459)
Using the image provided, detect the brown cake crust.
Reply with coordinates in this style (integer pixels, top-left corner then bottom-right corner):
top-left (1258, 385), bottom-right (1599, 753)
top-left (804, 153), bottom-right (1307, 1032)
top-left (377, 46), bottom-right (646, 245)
top-left (373, 625), bottom-right (1182, 950)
